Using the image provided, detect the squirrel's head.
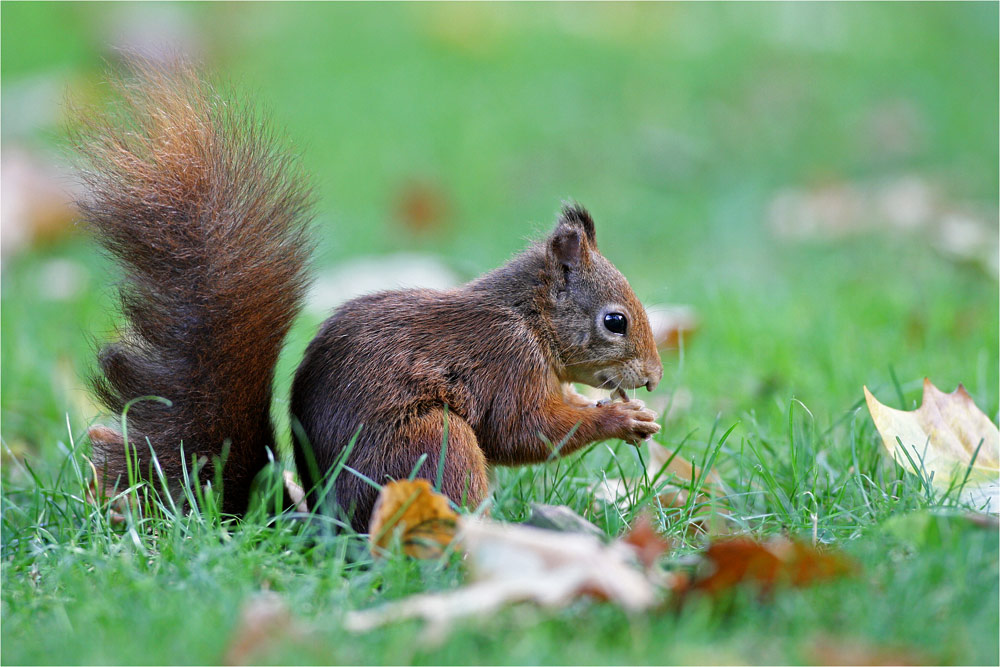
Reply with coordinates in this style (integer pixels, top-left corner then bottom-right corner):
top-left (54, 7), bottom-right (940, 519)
top-left (541, 204), bottom-right (663, 392)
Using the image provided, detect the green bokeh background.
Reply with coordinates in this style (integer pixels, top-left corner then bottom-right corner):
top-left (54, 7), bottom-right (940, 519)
top-left (3, 2), bottom-right (997, 454)
top-left (2, 4), bottom-right (998, 665)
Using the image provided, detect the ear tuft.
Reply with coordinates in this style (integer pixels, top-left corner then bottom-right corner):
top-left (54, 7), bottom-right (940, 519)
top-left (549, 224), bottom-right (583, 270)
top-left (559, 203), bottom-right (596, 245)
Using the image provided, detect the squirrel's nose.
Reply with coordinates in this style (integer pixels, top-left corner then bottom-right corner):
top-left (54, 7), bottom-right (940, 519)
top-left (644, 363), bottom-right (663, 392)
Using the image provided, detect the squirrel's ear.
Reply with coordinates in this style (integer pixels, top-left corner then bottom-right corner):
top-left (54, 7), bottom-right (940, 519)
top-left (558, 204), bottom-right (597, 247)
top-left (548, 204), bottom-right (596, 271)
top-left (549, 224), bottom-right (584, 271)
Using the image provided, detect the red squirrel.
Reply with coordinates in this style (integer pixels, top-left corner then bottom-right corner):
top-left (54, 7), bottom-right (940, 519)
top-left (79, 57), bottom-right (662, 531)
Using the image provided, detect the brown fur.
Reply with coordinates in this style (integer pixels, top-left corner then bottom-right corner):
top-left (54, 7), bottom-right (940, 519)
top-left (75, 57), bottom-right (312, 513)
top-left (292, 209), bottom-right (663, 530)
top-left (79, 58), bottom-right (662, 529)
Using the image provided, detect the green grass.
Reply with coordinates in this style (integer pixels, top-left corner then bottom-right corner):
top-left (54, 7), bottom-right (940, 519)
top-left (2, 3), bottom-right (998, 665)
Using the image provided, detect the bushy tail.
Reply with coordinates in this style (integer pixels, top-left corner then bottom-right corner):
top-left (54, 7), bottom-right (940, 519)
top-left (74, 56), bottom-right (313, 514)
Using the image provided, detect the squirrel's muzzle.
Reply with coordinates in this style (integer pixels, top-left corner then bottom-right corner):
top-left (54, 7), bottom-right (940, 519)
top-left (643, 362), bottom-right (663, 392)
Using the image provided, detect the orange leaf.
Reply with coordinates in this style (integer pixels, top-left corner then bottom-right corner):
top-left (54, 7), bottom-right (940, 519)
top-left (680, 537), bottom-right (853, 597)
top-left (394, 180), bottom-right (449, 234)
top-left (622, 513), bottom-right (672, 569)
top-left (369, 479), bottom-right (458, 558)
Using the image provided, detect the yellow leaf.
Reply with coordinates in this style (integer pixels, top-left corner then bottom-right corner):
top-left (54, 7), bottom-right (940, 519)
top-left (368, 479), bottom-right (458, 558)
top-left (864, 379), bottom-right (999, 513)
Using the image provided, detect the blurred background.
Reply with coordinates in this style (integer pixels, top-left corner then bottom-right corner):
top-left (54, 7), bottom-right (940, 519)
top-left (2, 3), bottom-right (997, 465)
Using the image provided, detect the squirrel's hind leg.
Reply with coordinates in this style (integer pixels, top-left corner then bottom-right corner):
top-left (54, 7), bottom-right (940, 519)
top-left (404, 408), bottom-right (490, 511)
top-left (339, 408), bottom-right (490, 532)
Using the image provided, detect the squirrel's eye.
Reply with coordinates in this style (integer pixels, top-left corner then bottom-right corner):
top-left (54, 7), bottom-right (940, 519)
top-left (603, 312), bottom-right (627, 335)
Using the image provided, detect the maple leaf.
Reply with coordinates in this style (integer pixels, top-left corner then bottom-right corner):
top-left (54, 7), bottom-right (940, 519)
top-left (368, 479), bottom-right (459, 558)
top-left (864, 379), bottom-right (999, 513)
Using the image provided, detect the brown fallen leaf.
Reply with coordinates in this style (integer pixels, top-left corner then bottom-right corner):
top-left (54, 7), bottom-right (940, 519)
top-left (865, 379), bottom-right (999, 513)
top-left (346, 516), bottom-right (663, 640)
top-left (282, 470), bottom-right (308, 513)
top-left (369, 479), bottom-right (458, 558)
top-left (767, 175), bottom-right (999, 279)
top-left (85, 426), bottom-right (129, 524)
top-left (807, 635), bottom-right (927, 666)
top-left (677, 537), bottom-right (854, 598)
top-left (646, 304), bottom-right (699, 352)
top-left (1, 147), bottom-right (81, 258)
top-left (395, 179), bottom-right (449, 234)
top-left (458, 518), bottom-right (658, 608)
top-left (596, 440), bottom-right (730, 534)
top-left (224, 592), bottom-right (304, 666)
top-left (621, 512), bottom-right (671, 569)
top-left (523, 503), bottom-right (605, 540)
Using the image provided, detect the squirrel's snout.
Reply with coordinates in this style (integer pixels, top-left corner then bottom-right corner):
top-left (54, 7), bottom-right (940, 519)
top-left (643, 363), bottom-right (663, 392)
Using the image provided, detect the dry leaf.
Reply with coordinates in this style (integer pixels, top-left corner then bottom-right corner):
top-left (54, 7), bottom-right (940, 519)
top-left (282, 470), bottom-right (308, 513)
top-left (458, 518), bottom-right (657, 608)
top-left (395, 180), bottom-right (449, 234)
top-left (523, 503), bottom-right (605, 539)
top-left (346, 516), bottom-right (662, 640)
top-left (807, 635), bottom-right (927, 666)
top-left (646, 440), bottom-right (724, 508)
top-left (369, 479), bottom-right (458, 558)
top-left (596, 441), bottom-right (730, 534)
top-left (224, 593), bottom-right (304, 666)
top-left (646, 304), bottom-right (699, 352)
top-left (767, 175), bottom-right (999, 278)
top-left (621, 513), bottom-right (671, 569)
top-left (1, 147), bottom-right (80, 258)
top-left (678, 537), bottom-right (853, 597)
top-left (345, 574), bottom-right (589, 644)
top-left (865, 379), bottom-right (999, 513)
top-left (85, 426), bottom-right (128, 524)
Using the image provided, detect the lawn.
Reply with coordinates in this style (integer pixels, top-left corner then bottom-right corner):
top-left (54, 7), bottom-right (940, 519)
top-left (2, 3), bottom-right (998, 665)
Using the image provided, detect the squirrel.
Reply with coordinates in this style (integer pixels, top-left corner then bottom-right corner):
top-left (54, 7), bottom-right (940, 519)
top-left (78, 57), bottom-right (663, 531)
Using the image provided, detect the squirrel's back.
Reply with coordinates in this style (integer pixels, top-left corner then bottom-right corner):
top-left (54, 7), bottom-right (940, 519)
top-left (79, 58), bottom-right (662, 528)
top-left (76, 57), bottom-right (313, 513)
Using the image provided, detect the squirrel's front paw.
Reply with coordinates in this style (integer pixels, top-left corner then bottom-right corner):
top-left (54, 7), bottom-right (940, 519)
top-left (601, 399), bottom-right (660, 445)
